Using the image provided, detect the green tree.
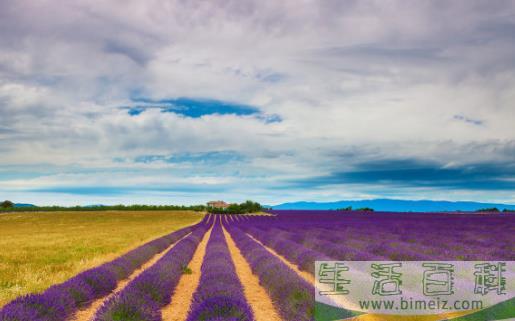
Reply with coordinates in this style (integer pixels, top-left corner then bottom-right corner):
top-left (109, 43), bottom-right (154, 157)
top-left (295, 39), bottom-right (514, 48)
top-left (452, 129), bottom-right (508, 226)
top-left (0, 200), bottom-right (14, 208)
top-left (206, 200), bottom-right (263, 214)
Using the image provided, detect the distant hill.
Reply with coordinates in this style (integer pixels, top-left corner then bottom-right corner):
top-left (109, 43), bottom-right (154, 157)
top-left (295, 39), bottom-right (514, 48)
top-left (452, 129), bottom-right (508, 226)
top-left (271, 199), bottom-right (515, 212)
top-left (14, 203), bottom-right (36, 207)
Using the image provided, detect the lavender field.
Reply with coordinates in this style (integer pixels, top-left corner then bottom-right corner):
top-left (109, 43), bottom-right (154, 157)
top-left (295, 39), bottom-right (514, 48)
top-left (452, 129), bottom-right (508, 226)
top-left (1, 211), bottom-right (514, 321)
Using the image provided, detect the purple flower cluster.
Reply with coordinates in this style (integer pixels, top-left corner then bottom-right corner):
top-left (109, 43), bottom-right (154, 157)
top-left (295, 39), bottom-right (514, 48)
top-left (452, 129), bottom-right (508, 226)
top-left (186, 219), bottom-right (253, 321)
top-left (226, 226), bottom-right (314, 321)
top-left (242, 227), bottom-right (331, 275)
top-left (93, 223), bottom-right (209, 321)
top-left (0, 221), bottom-right (204, 321)
top-left (236, 211), bottom-right (515, 261)
top-left (244, 225), bottom-right (384, 262)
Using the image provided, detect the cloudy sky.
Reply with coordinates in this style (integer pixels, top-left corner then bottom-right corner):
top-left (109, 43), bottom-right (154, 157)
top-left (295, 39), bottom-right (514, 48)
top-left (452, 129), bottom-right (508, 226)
top-left (1, 0), bottom-right (514, 206)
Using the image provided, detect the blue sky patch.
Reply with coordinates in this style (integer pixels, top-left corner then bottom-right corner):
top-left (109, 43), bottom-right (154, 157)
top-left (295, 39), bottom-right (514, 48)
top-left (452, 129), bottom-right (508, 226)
top-left (127, 107), bottom-right (146, 116)
top-left (288, 159), bottom-right (515, 191)
top-left (122, 97), bottom-right (282, 124)
top-left (134, 151), bottom-right (245, 165)
top-left (124, 97), bottom-right (258, 117)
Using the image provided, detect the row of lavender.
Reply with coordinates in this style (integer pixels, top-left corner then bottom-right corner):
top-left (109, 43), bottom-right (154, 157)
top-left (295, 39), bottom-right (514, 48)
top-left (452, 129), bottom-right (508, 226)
top-left (225, 222), bottom-right (315, 321)
top-left (0, 217), bottom-right (209, 321)
top-left (186, 218), bottom-right (253, 321)
top-left (94, 223), bottom-right (210, 321)
top-left (232, 211), bottom-right (514, 265)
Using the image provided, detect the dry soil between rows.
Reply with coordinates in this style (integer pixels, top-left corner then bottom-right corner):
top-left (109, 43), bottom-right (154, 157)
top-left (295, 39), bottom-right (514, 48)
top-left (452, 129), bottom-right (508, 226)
top-left (223, 225), bottom-right (283, 321)
top-left (246, 232), bottom-right (316, 284)
top-left (161, 226), bottom-right (213, 321)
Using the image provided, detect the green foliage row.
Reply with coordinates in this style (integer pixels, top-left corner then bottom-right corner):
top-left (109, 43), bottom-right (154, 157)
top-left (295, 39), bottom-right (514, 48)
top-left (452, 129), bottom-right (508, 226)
top-left (207, 200), bottom-right (263, 214)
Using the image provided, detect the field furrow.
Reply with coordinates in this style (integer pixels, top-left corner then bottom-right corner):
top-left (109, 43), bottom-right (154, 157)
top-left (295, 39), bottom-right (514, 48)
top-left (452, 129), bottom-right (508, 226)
top-left (246, 232), bottom-right (315, 284)
top-left (185, 217), bottom-right (254, 320)
top-left (227, 226), bottom-right (315, 321)
top-left (161, 225), bottom-right (213, 321)
top-left (222, 224), bottom-right (282, 321)
top-left (243, 227), bottom-right (332, 275)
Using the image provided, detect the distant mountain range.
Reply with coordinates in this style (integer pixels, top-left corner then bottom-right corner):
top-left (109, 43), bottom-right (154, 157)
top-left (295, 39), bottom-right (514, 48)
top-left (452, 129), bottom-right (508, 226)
top-left (271, 199), bottom-right (515, 212)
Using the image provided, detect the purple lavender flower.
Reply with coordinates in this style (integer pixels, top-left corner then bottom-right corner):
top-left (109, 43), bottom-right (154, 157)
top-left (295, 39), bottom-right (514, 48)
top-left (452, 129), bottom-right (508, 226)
top-left (94, 224), bottom-right (209, 321)
top-left (226, 226), bottom-right (314, 321)
top-left (186, 220), bottom-right (253, 321)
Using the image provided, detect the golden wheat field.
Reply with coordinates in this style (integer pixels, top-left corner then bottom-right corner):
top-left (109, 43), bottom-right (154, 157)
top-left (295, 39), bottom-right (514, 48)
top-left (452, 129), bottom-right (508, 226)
top-left (0, 210), bottom-right (204, 306)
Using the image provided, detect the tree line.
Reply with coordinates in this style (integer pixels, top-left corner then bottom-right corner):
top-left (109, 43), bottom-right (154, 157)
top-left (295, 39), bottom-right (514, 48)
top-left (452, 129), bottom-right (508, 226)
top-left (476, 207), bottom-right (514, 213)
top-left (336, 206), bottom-right (375, 212)
top-left (0, 201), bottom-right (206, 212)
top-left (0, 199), bottom-right (265, 214)
top-left (207, 200), bottom-right (263, 214)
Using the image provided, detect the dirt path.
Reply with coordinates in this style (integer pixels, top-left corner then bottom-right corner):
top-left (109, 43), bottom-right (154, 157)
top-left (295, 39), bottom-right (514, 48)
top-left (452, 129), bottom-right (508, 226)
top-left (246, 233), bottom-right (315, 285)
top-left (69, 232), bottom-right (192, 321)
top-left (161, 226), bottom-right (213, 321)
top-left (223, 226), bottom-right (283, 321)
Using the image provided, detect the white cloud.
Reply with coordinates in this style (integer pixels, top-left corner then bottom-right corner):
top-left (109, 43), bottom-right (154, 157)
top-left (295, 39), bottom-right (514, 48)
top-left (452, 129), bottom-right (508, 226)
top-left (0, 0), bottom-right (514, 204)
